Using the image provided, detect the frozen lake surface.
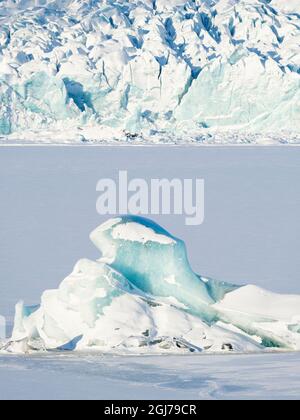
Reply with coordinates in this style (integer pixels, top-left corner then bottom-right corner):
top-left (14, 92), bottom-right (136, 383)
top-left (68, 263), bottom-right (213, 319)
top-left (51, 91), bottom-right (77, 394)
top-left (0, 352), bottom-right (300, 400)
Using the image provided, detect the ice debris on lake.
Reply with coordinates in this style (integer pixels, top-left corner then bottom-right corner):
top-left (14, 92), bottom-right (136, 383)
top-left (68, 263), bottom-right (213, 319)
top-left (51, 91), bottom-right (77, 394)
top-left (3, 216), bottom-right (300, 355)
top-left (0, 0), bottom-right (299, 144)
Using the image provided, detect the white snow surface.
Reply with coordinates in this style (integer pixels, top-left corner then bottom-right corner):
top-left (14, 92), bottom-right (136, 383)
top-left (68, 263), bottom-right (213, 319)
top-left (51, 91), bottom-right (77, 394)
top-left (111, 222), bottom-right (177, 245)
top-left (0, 0), bottom-right (299, 144)
top-left (2, 216), bottom-right (300, 355)
top-left (1, 352), bottom-right (300, 400)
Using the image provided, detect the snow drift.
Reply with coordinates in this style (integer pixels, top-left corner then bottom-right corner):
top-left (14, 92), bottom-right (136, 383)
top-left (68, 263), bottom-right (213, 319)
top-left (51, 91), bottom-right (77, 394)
top-left (3, 216), bottom-right (300, 354)
top-left (0, 0), bottom-right (299, 143)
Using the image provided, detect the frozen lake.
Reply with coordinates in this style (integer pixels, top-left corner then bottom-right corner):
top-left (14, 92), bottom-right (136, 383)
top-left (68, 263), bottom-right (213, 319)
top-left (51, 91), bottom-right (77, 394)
top-left (0, 351), bottom-right (300, 400)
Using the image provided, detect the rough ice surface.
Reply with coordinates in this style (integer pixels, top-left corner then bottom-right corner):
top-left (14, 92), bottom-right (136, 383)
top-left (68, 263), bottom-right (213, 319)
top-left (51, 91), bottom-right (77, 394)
top-left (2, 352), bottom-right (300, 399)
top-left (0, 0), bottom-right (299, 144)
top-left (3, 216), bottom-right (300, 355)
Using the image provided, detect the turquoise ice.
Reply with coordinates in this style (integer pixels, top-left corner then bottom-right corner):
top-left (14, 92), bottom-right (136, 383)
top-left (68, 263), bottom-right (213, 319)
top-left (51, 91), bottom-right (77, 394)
top-left (91, 216), bottom-right (238, 322)
top-left (0, 1), bottom-right (299, 139)
top-left (4, 216), bottom-right (300, 354)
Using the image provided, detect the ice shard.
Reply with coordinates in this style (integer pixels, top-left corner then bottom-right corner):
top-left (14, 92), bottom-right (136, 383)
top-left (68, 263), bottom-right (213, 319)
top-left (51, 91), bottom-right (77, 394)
top-left (3, 216), bottom-right (300, 354)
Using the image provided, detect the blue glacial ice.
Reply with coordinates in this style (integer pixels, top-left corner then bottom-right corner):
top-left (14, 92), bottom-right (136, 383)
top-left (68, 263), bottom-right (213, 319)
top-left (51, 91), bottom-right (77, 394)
top-left (3, 216), bottom-right (300, 354)
top-left (0, 0), bottom-right (299, 144)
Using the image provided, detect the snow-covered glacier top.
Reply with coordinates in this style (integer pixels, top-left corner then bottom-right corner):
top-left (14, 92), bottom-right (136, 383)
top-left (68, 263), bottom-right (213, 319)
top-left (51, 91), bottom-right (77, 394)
top-left (2, 216), bottom-right (300, 355)
top-left (0, 0), bottom-right (299, 144)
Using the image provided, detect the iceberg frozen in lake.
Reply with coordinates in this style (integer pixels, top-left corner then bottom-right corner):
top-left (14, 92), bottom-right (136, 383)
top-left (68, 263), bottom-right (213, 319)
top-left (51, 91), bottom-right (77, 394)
top-left (0, 0), bottom-right (299, 144)
top-left (3, 216), bottom-right (300, 354)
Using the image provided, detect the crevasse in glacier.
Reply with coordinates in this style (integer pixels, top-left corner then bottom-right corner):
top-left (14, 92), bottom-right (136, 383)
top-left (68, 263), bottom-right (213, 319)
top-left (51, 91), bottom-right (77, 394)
top-left (3, 216), bottom-right (300, 354)
top-left (0, 0), bottom-right (299, 141)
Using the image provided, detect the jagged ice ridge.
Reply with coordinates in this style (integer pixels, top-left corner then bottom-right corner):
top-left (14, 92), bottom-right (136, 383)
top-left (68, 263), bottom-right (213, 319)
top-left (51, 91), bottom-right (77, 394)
top-left (0, 0), bottom-right (299, 144)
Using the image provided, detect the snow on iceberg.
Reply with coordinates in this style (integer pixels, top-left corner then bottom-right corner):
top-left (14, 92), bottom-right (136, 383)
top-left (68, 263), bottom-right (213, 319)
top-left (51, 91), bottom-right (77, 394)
top-left (0, 0), bottom-right (299, 143)
top-left (3, 216), bottom-right (300, 355)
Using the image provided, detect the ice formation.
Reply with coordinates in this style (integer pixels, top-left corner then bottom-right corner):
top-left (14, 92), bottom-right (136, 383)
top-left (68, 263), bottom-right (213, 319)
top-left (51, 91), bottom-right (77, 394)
top-left (3, 215), bottom-right (300, 355)
top-left (0, 0), bottom-right (299, 144)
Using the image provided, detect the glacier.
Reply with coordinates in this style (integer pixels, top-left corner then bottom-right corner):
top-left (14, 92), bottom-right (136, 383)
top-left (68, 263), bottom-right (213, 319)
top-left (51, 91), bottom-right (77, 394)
top-left (2, 215), bottom-right (300, 355)
top-left (0, 0), bottom-right (299, 144)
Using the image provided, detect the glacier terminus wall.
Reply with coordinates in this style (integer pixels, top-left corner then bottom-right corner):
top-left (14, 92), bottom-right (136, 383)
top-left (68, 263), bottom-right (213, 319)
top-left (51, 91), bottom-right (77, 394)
top-left (0, 0), bottom-right (299, 142)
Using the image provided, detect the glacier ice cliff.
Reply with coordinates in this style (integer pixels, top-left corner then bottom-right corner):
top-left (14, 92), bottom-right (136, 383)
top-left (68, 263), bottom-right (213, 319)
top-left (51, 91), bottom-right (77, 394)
top-left (0, 0), bottom-right (299, 143)
top-left (3, 216), bottom-right (300, 354)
